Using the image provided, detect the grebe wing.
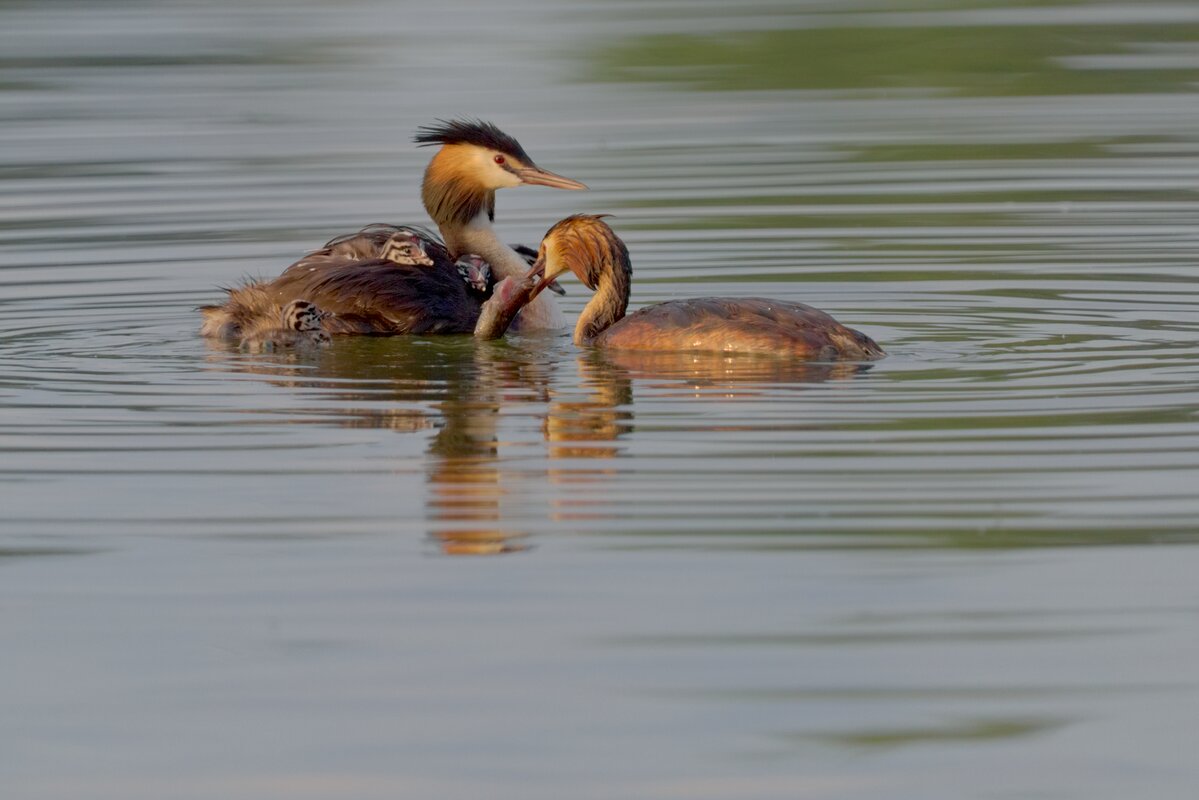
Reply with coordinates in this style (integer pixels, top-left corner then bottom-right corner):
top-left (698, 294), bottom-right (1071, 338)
top-left (511, 243), bottom-right (538, 263)
top-left (269, 259), bottom-right (480, 334)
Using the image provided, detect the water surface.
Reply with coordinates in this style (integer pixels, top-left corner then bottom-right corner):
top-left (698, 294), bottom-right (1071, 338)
top-left (2, 1), bottom-right (1199, 798)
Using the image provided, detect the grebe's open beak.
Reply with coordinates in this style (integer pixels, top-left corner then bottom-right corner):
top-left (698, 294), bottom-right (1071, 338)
top-left (516, 165), bottom-right (587, 191)
top-left (523, 254), bottom-right (562, 302)
top-left (520, 252), bottom-right (575, 303)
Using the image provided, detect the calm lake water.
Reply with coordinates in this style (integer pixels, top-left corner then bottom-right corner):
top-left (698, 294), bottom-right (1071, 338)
top-left (3, 1), bottom-right (1199, 797)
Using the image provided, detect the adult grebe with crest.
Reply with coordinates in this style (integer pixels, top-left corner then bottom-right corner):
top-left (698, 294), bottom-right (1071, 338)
top-left (476, 215), bottom-right (884, 361)
top-left (200, 120), bottom-right (585, 339)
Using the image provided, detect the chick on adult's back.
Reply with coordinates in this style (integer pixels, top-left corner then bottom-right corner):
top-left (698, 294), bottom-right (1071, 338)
top-left (239, 300), bottom-right (332, 352)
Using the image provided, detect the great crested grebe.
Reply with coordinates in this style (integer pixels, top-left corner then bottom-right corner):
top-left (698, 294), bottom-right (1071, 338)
top-left (239, 300), bottom-right (333, 352)
top-left (476, 215), bottom-right (885, 361)
top-left (199, 120), bottom-right (585, 339)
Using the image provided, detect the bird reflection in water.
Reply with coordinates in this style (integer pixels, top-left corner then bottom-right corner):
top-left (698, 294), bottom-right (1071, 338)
top-left (423, 353), bottom-right (544, 555)
top-left (205, 338), bottom-right (554, 554)
top-left (543, 353), bottom-right (633, 462)
top-left (204, 338), bottom-right (871, 554)
top-left (597, 349), bottom-right (870, 397)
top-left (540, 351), bottom-right (870, 525)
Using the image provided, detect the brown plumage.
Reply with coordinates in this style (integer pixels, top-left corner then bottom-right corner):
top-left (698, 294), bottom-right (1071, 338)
top-left (239, 300), bottom-right (333, 352)
top-left (476, 215), bottom-right (885, 362)
top-left (200, 120), bottom-right (586, 339)
top-left (201, 227), bottom-right (466, 337)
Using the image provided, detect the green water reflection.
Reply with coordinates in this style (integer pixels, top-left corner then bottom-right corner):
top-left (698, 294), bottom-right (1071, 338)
top-left (593, 22), bottom-right (1199, 96)
top-left (789, 716), bottom-right (1065, 748)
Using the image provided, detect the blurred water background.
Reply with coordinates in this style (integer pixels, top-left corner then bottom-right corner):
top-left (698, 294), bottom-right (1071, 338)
top-left (2, 1), bottom-right (1199, 798)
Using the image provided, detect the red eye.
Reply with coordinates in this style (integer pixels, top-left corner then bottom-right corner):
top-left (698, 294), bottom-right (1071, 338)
top-left (493, 154), bottom-right (506, 165)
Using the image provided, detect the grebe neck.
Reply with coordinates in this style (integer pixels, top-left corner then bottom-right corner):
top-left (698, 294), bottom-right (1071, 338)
top-left (575, 258), bottom-right (630, 346)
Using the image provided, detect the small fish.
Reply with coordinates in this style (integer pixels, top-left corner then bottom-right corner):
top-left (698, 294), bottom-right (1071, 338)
top-left (474, 275), bottom-right (539, 340)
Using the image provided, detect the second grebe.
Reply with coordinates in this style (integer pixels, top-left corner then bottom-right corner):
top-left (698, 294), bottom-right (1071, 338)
top-left (477, 215), bottom-right (884, 361)
top-left (200, 120), bottom-right (585, 339)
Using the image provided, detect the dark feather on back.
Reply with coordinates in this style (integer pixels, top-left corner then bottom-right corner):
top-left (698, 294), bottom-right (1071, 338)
top-left (201, 224), bottom-right (485, 338)
top-left (271, 258), bottom-right (481, 335)
top-left (511, 244), bottom-right (538, 263)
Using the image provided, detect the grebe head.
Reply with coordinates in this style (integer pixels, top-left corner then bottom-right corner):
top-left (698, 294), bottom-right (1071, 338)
top-left (282, 300), bottom-right (329, 332)
top-left (414, 119), bottom-right (587, 192)
top-left (473, 215), bottom-right (631, 341)
top-left (381, 232), bottom-right (434, 266)
top-left (415, 120), bottom-right (586, 232)
top-left (454, 253), bottom-right (492, 294)
top-left (528, 214), bottom-right (630, 294)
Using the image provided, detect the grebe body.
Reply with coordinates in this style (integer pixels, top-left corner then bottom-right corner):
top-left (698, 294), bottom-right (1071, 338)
top-left (591, 296), bottom-right (882, 360)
